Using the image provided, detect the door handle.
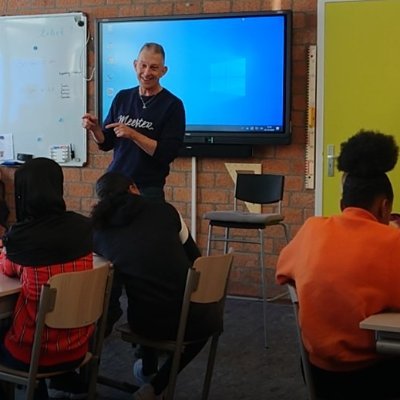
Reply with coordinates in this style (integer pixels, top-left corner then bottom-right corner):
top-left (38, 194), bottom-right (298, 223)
top-left (327, 144), bottom-right (338, 177)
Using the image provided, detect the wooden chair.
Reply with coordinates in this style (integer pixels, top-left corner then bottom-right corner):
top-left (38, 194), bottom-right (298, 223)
top-left (104, 252), bottom-right (234, 400)
top-left (0, 263), bottom-right (113, 400)
top-left (287, 284), bottom-right (318, 400)
top-left (203, 173), bottom-right (289, 347)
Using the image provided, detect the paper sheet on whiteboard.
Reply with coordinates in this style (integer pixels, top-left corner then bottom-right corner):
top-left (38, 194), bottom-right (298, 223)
top-left (0, 134), bottom-right (14, 161)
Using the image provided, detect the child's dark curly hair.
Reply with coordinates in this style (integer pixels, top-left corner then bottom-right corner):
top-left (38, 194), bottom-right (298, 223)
top-left (337, 130), bottom-right (398, 177)
top-left (338, 130), bottom-right (399, 209)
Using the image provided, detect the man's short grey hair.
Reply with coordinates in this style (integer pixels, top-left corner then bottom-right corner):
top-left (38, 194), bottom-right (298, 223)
top-left (139, 42), bottom-right (165, 63)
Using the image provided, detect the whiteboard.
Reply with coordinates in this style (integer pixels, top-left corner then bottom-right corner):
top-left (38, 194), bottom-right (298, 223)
top-left (0, 12), bottom-right (87, 166)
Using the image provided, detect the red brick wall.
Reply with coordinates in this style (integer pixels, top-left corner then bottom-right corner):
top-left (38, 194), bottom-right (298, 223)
top-left (0, 0), bottom-right (317, 298)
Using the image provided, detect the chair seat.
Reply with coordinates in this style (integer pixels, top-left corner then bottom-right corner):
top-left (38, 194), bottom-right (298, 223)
top-left (204, 210), bottom-right (284, 225)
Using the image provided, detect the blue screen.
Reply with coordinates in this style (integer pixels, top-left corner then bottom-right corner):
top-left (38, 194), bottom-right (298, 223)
top-left (97, 12), bottom-right (291, 144)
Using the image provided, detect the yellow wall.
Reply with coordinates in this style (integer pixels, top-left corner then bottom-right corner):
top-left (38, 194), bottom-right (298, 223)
top-left (321, 0), bottom-right (400, 215)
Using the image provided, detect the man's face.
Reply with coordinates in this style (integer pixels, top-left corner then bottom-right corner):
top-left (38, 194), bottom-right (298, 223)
top-left (134, 48), bottom-right (167, 93)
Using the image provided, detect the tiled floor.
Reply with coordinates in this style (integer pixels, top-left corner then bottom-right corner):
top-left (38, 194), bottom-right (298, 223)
top-left (95, 297), bottom-right (308, 400)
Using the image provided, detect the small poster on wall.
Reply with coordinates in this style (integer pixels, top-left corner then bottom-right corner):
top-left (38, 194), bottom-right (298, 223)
top-left (0, 134), bottom-right (14, 161)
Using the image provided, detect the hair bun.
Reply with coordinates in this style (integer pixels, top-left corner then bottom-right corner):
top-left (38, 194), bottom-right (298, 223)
top-left (337, 130), bottom-right (398, 176)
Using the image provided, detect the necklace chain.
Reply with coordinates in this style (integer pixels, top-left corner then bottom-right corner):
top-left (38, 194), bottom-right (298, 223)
top-left (139, 89), bottom-right (161, 109)
top-left (139, 94), bottom-right (154, 109)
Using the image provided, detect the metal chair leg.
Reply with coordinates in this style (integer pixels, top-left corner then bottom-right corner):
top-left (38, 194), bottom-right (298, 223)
top-left (280, 222), bottom-right (290, 243)
top-left (206, 220), bottom-right (272, 348)
top-left (206, 224), bottom-right (213, 256)
top-left (223, 228), bottom-right (230, 254)
top-left (201, 335), bottom-right (220, 400)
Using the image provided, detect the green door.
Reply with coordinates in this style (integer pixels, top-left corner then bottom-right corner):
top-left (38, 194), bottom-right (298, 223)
top-left (316, 0), bottom-right (400, 215)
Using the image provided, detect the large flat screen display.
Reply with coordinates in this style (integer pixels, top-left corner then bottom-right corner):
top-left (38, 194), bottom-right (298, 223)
top-left (96, 11), bottom-right (292, 151)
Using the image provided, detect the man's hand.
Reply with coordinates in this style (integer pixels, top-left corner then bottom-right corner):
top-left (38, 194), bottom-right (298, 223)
top-left (82, 113), bottom-right (99, 130)
top-left (105, 122), bottom-right (157, 156)
top-left (105, 122), bottom-right (136, 140)
top-left (82, 113), bottom-right (105, 144)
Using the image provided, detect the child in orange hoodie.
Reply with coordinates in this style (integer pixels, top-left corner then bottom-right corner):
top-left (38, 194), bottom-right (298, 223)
top-left (276, 130), bottom-right (400, 399)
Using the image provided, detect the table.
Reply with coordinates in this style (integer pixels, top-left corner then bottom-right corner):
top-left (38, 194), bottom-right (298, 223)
top-left (0, 274), bottom-right (20, 319)
top-left (0, 254), bottom-right (110, 319)
top-left (360, 313), bottom-right (400, 355)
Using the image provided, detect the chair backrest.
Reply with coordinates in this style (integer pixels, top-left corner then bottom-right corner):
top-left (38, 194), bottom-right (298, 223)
top-left (45, 265), bottom-right (110, 328)
top-left (235, 173), bottom-right (285, 207)
top-left (190, 253), bottom-right (234, 304)
top-left (174, 253), bottom-right (234, 345)
top-left (288, 284), bottom-right (318, 400)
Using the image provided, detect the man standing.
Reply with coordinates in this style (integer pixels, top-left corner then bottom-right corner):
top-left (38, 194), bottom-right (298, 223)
top-left (83, 42), bottom-right (185, 202)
